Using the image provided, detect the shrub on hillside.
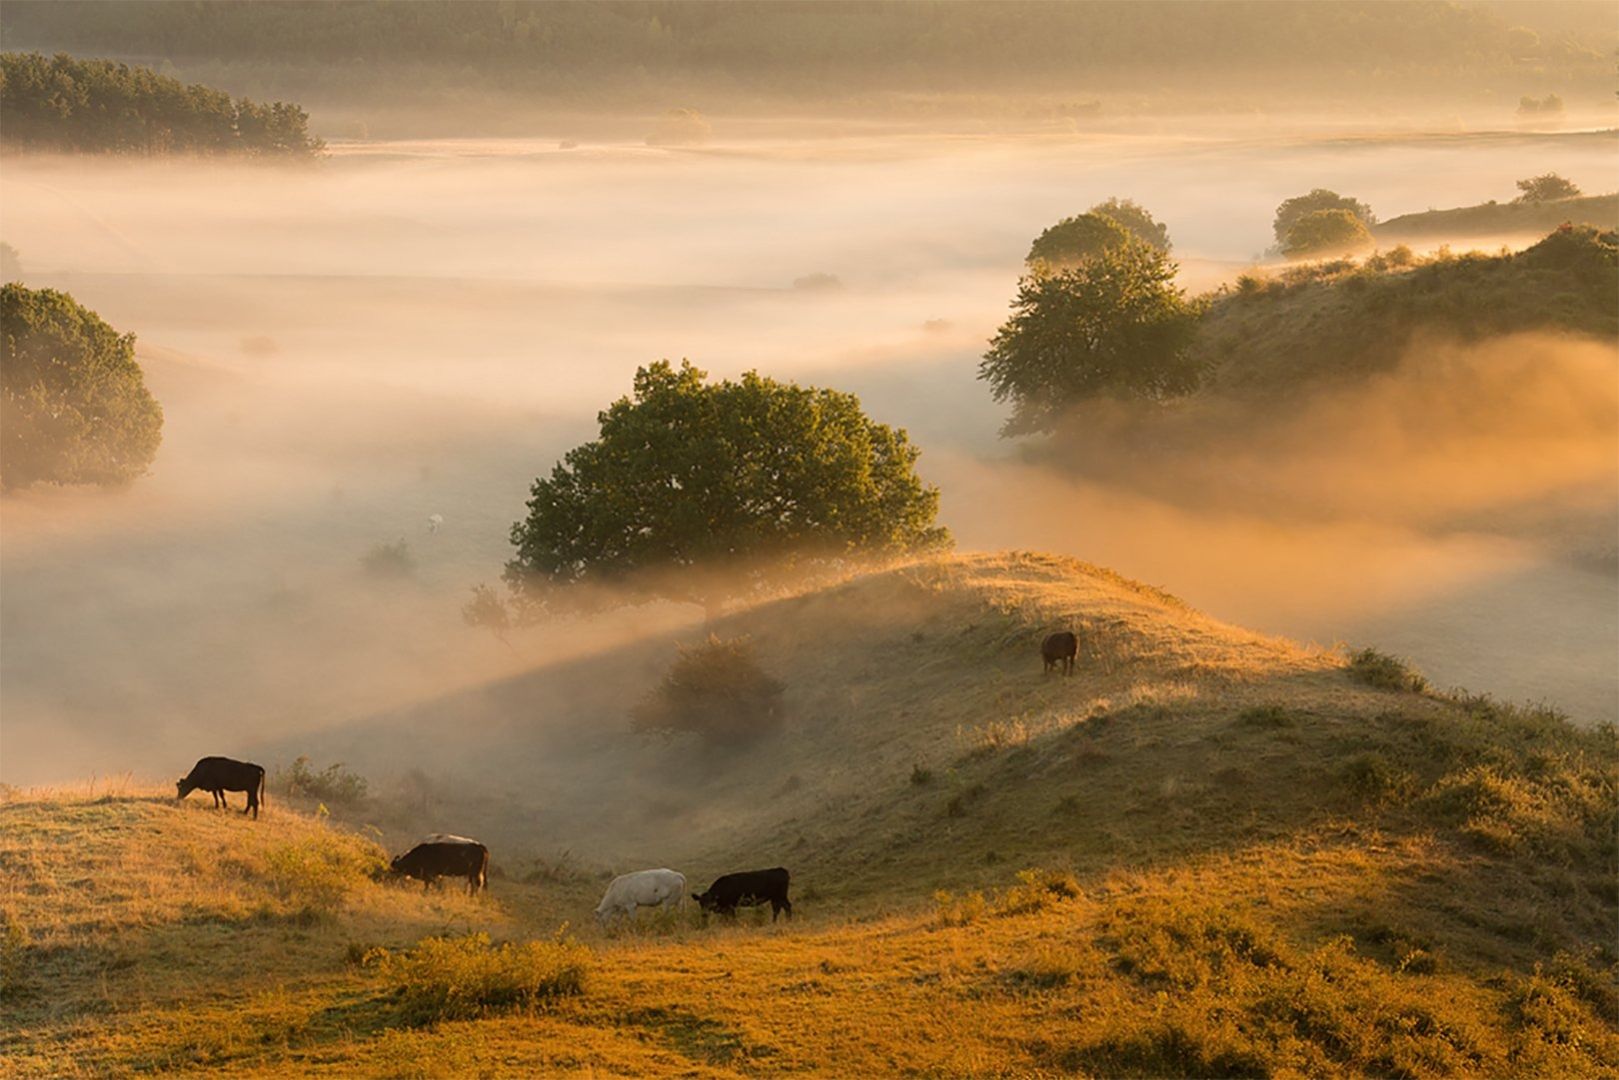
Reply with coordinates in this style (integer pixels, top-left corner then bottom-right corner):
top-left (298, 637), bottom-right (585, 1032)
top-left (366, 932), bottom-right (588, 1023)
top-left (631, 636), bottom-right (785, 747)
top-left (361, 539), bottom-right (414, 579)
top-left (260, 833), bottom-right (386, 919)
top-left (1515, 173), bottom-right (1580, 203)
top-left (1280, 209), bottom-right (1374, 257)
top-left (275, 756), bottom-right (369, 806)
top-left (1346, 648), bottom-right (1428, 693)
top-left (1272, 188), bottom-right (1376, 246)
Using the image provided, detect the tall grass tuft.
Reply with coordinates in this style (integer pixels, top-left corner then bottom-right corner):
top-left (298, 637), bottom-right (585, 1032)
top-left (367, 932), bottom-right (589, 1023)
top-left (1346, 647), bottom-right (1428, 693)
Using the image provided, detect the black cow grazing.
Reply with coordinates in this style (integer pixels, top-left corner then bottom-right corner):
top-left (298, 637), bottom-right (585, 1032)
top-left (390, 839), bottom-right (489, 895)
top-left (1042, 631), bottom-right (1078, 676)
top-left (693, 867), bottom-right (792, 921)
top-left (176, 756), bottom-right (265, 819)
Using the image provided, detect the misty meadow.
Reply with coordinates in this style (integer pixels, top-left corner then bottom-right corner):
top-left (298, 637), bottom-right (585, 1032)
top-left (1, 3), bottom-right (1616, 1077)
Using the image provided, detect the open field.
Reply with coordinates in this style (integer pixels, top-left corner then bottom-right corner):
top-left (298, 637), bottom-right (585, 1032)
top-left (4, 554), bottom-right (1615, 1077)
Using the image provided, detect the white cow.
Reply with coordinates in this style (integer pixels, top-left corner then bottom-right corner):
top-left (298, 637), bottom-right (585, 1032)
top-left (595, 868), bottom-right (687, 926)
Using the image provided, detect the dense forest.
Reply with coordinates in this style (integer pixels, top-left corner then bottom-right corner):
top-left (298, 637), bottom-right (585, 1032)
top-left (1, 1), bottom-right (1611, 105)
top-left (0, 52), bottom-right (322, 156)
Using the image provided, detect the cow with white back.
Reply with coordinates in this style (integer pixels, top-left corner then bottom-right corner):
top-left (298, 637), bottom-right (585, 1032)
top-left (595, 868), bottom-right (687, 926)
top-left (389, 836), bottom-right (489, 895)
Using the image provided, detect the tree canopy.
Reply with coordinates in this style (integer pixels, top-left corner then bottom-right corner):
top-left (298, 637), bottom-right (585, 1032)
top-left (1091, 197), bottom-right (1172, 252)
top-left (0, 52), bottom-right (323, 156)
top-left (1272, 189), bottom-right (1376, 246)
top-left (505, 361), bottom-right (948, 615)
top-left (1280, 208), bottom-right (1375, 257)
top-left (1, 283), bottom-right (164, 489)
top-left (1026, 212), bottom-right (1134, 267)
top-left (1515, 173), bottom-right (1581, 203)
top-left (980, 242), bottom-right (1205, 436)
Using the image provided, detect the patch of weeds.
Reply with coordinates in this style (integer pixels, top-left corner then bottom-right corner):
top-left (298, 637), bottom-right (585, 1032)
top-left (259, 833), bottom-right (387, 919)
top-left (910, 763), bottom-right (934, 786)
top-left (0, 914), bottom-right (30, 1000)
top-left (1055, 793), bottom-right (1082, 814)
top-left (1002, 945), bottom-right (1092, 992)
top-left (625, 1006), bottom-right (767, 1066)
top-left (1338, 752), bottom-right (1414, 801)
top-left (1347, 647), bottom-right (1429, 693)
top-left (1236, 705), bottom-right (1295, 729)
top-left (361, 539), bottom-right (415, 579)
top-left (368, 931), bottom-right (588, 1024)
top-left (274, 756), bottom-right (369, 806)
top-left (946, 782), bottom-right (986, 817)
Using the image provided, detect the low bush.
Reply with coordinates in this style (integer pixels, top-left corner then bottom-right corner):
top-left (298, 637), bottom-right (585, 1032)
top-left (275, 756), bottom-right (369, 806)
top-left (1346, 648), bottom-right (1429, 693)
top-left (361, 539), bottom-right (415, 579)
top-left (366, 932), bottom-right (589, 1023)
top-left (934, 867), bottom-right (1081, 926)
top-left (909, 764), bottom-right (934, 786)
top-left (260, 833), bottom-right (386, 918)
top-left (1338, 752), bottom-right (1413, 801)
top-left (1236, 705), bottom-right (1294, 729)
top-left (631, 636), bottom-right (785, 748)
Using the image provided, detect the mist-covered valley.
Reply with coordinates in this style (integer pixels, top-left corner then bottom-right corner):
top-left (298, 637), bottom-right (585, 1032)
top-left (2, 121), bottom-right (1615, 790)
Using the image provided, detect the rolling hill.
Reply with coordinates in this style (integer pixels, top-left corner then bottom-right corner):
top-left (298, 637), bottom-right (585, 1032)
top-left (3, 552), bottom-right (1615, 1076)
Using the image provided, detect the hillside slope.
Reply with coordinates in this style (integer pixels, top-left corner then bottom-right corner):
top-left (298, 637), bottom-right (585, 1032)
top-left (4, 552), bottom-right (1616, 1077)
top-left (1374, 193), bottom-right (1618, 243)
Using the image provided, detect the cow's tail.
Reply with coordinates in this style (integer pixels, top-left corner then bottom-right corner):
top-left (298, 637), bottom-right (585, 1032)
top-left (258, 767), bottom-right (267, 811)
top-left (477, 847), bottom-right (490, 894)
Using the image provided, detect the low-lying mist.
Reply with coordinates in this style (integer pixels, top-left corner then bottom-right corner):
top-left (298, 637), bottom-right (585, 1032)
top-left (2, 121), bottom-right (1614, 790)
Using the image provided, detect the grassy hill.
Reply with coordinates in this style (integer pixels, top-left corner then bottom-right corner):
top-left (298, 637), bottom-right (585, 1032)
top-left (1374, 194), bottom-right (1619, 244)
top-left (4, 553), bottom-right (1617, 1076)
top-left (1189, 225), bottom-right (1618, 400)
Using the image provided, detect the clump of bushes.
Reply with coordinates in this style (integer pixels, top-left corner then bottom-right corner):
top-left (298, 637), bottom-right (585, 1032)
top-left (934, 867), bottom-right (1081, 926)
top-left (1346, 648), bottom-right (1428, 693)
top-left (1280, 209), bottom-right (1374, 258)
top-left (631, 636), bottom-right (785, 747)
top-left (275, 756), bottom-right (369, 806)
top-left (361, 539), bottom-right (415, 579)
top-left (363, 932), bottom-right (588, 1023)
top-left (910, 763), bottom-right (934, 786)
top-left (1338, 752), bottom-right (1413, 801)
top-left (260, 833), bottom-right (386, 919)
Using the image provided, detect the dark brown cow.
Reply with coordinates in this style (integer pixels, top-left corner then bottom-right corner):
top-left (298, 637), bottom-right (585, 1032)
top-left (1042, 631), bottom-right (1078, 676)
top-left (390, 838), bottom-right (489, 895)
top-left (176, 756), bottom-right (265, 819)
top-left (693, 867), bottom-right (792, 921)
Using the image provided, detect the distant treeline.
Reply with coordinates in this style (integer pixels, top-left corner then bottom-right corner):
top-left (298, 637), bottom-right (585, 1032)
top-left (0, 52), bottom-right (322, 156)
top-left (0, 1), bottom-right (1609, 97)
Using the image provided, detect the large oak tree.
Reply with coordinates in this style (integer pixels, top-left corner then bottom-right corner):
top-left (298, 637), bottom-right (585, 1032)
top-left (505, 361), bottom-right (948, 617)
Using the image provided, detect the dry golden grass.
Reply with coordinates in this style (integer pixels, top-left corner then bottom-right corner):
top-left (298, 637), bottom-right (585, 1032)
top-left (3, 552), bottom-right (1615, 1077)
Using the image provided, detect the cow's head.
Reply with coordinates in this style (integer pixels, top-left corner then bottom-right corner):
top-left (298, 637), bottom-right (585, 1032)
top-left (387, 854), bottom-right (406, 877)
top-left (175, 778), bottom-right (195, 801)
top-left (692, 891), bottom-right (717, 913)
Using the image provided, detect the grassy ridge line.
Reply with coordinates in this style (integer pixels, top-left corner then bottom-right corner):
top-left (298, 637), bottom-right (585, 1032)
top-left (1375, 193), bottom-right (1619, 242)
